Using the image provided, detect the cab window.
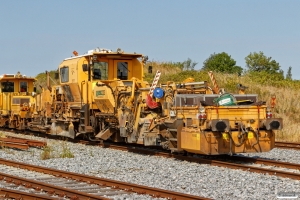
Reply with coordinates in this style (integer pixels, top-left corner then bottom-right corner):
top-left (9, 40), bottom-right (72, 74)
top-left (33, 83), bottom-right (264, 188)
top-left (20, 81), bottom-right (27, 92)
top-left (1, 81), bottom-right (14, 92)
top-left (12, 97), bottom-right (30, 105)
top-left (60, 66), bottom-right (69, 83)
top-left (93, 62), bottom-right (108, 80)
top-left (117, 62), bottom-right (128, 80)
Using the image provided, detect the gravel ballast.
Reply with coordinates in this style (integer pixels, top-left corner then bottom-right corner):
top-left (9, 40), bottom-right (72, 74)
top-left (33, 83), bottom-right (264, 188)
top-left (1, 132), bottom-right (300, 200)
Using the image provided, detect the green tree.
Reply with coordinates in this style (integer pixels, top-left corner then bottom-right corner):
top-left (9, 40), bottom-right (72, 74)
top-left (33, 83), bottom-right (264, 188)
top-left (202, 52), bottom-right (243, 75)
top-left (286, 66), bottom-right (292, 80)
top-left (245, 51), bottom-right (283, 74)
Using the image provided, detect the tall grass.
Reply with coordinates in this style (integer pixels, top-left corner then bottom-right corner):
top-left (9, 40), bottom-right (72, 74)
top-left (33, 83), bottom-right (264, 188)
top-left (143, 63), bottom-right (300, 142)
top-left (40, 141), bottom-right (74, 160)
top-left (40, 145), bottom-right (54, 160)
top-left (59, 141), bottom-right (74, 158)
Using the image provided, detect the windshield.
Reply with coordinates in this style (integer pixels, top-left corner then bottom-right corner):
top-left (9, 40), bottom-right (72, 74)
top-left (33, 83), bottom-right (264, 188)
top-left (60, 66), bottom-right (69, 83)
top-left (1, 81), bottom-right (14, 92)
top-left (117, 62), bottom-right (128, 80)
top-left (93, 62), bottom-right (108, 80)
top-left (20, 81), bottom-right (27, 92)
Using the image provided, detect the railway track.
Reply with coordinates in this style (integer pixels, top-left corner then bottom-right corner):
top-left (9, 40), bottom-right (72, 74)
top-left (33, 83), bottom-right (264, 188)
top-left (4, 132), bottom-right (300, 182)
top-left (0, 136), bottom-right (46, 150)
top-left (101, 143), bottom-right (300, 181)
top-left (0, 157), bottom-right (210, 200)
top-left (275, 141), bottom-right (300, 150)
top-left (2, 130), bottom-right (300, 199)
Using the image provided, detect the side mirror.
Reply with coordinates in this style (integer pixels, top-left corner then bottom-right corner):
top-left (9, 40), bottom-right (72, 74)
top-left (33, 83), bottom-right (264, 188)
top-left (54, 71), bottom-right (59, 79)
top-left (148, 66), bottom-right (152, 74)
top-left (82, 64), bottom-right (88, 72)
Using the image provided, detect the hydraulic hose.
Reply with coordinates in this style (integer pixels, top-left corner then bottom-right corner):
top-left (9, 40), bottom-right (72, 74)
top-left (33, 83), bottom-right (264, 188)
top-left (227, 129), bottom-right (246, 148)
top-left (229, 133), bottom-right (233, 156)
top-left (250, 127), bottom-right (261, 150)
top-left (226, 122), bottom-right (249, 155)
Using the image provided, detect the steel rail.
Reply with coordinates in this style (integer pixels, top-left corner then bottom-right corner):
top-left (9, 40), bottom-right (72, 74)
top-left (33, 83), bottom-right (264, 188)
top-left (275, 141), bottom-right (300, 150)
top-left (0, 139), bottom-right (29, 150)
top-left (6, 136), bottom-right (47, 147)
top-left (219, 155), bottom-right (300, 170)
top-left (0, 188), bottom-right (56, 200)
top-left (0, 158), bottom-right (210, 200)
top-left (0, 136), bottom-right (46, 150)
top-left (0, 171), bottom-right (110, 200)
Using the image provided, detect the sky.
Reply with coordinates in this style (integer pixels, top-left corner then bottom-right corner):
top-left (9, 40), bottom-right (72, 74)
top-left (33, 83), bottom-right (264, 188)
top-left (0, 1), bottom-right (299, 79)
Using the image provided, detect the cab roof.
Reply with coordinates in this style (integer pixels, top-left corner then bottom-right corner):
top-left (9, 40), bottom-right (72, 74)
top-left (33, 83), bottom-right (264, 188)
top-left (64, 48), bottom-right (143, 61)
top-left (0, 73), bottom-right (35, 81)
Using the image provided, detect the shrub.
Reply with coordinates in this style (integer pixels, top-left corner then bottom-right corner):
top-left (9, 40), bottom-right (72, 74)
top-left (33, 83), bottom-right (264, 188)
top-left (40, 145), bottom-right (54, 160)
top-left (59, 141), bottom-right (74, 158)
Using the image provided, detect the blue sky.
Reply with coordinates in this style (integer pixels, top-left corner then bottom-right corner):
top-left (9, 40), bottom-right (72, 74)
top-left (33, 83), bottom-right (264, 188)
top-left (0, 1), bottom-right (299, 79)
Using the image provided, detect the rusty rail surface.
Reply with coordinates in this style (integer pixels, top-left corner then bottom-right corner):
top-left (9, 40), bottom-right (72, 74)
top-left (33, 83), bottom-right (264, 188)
top-left (5, 136), bottom-right (47, 148)
top-left (0, 158), bottom-right (209, 200)
top-left (0, 171), bottom-right (111, 200)
top-left (0, 136), bottom-right (46, 150)
top-left (0, 138), bottom-right (29, 150)
top-left (0, 188), bottom-right (56, 200)
top-left (275, 141), bottom-right (300, 150)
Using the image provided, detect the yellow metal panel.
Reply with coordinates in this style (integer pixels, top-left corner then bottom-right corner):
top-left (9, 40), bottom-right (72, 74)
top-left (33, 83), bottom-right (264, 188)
top-left (76, 57), bottom-right (89, 85)
top-left (179, 128), bottom-right (275, 155)
top-left (208, 106), bottom-right (265, 119)
top-left (206, 106), bottom-right (266, 129)
top-left (95, 99), bottom-right (114, 113)
top-left (69, 63), bottom-right (78, 83)
top-left (0, 93), bottom-right (2, 109)
top-left (108, 60), bottom-right (114, 80)
top-left (28, 80), bottom-right (36, 93)
top-left (11, 105), bottom-right (20, 113)
top-left (68, 83), bottom-right (82, 102)
top-left (1, 93), bottom-right (11, 114)
top-left (94, 85), bottom-right (115, 113)
top-left (36, 94), bottom-right (41, 111)
top-left (41, 90), bottom-right (52, 104)
top-left (180, 128), bottom-right (201, 150)
top-left (132, 59), bottom-right (143, 80)
top-left (2, 94), bottom-right (7, 111)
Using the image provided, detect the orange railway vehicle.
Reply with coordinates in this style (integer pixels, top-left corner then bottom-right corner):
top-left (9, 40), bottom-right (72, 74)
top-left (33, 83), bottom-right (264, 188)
top-left (0, 48), bottom-right (283, 155)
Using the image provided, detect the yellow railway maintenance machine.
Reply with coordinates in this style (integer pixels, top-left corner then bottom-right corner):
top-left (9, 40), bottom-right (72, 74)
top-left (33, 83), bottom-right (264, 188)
top-left (29, 48), bottom-right (283, 155)
top-left (31, 48), bottom-right (150, 140)
top-left (0, 72), bottom-right (36, 130)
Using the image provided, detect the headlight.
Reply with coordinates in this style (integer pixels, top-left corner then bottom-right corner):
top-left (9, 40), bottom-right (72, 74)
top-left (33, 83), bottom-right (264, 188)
top-left (211, 119), bottom-right (230, 132)
top-left (263, 118), bottom-right (283, 130)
